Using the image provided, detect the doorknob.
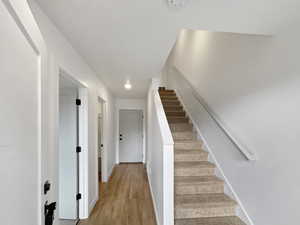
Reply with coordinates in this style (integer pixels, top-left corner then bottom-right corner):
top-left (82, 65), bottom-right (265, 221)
top-left (119, 134), bottom-right (123, 137)
top-left (119, 138), bottom-right (123, 141)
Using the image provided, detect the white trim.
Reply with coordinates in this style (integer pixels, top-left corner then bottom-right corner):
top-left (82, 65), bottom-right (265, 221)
top-left (153, 91), bottom-right (173, 145)
top-left (162, 144), bottom-right (174, 225)
top-left (152, 87), bottom-right (174, 225)
top-left (107, 164), bottom-right (115, 180)
top-left (88, 198), bottom-right (98, 215)
top-left (97, 97), bottom-right (109, 183)
top-left (58, 69), bottom-right (89, 219)
top-left (78, 87), bottom-right (89, 219)
top-left (175, 91), bottom-right (254, 225)
top-left (2, 1), bottom-right (48, 224)
top-left (147, 169), bottom-right (161, 225)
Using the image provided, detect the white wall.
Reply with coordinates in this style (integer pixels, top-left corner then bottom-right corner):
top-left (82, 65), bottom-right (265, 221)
top-left (0, 1), bottom-right (42, 224)
top-left (164, 28), bottom-right (300, 225)
top-left (115, 98), bottom-right (146, 163)
top-left (28, 0), bottom-right (116, 223)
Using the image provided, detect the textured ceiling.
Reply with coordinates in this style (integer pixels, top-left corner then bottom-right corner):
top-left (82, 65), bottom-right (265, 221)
top-left (34, 0), bottom-right (300, 98)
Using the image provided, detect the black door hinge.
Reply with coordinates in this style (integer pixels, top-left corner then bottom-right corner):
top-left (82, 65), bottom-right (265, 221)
top-left (76, 146), bottom-right (82, 153)
top-left (44, 180), bottom-right (51, 195)
top-left (76, 193), bottom-right (82, 200)
top-left (76, 99), bottom-right (81, 106)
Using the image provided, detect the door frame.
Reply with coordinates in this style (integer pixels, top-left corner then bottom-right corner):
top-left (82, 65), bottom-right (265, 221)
top-left (1, 1), bottom-right (48, 224)
top-left (58, 69), bottom-right (89, 220)
top-left (97, 97), bottom-right (106, 183)
top-left (94, 96), bottom-right (108, 204)
top-left (116, 105), bottom-right (146, 164)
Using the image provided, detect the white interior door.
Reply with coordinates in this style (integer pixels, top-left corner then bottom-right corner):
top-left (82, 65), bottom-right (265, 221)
top-left (59, 88), bottom-right (78, 220)
top-left (0, 2), bottom-right (40, 224)
top-left (119, 110), bottom-right (143, 162)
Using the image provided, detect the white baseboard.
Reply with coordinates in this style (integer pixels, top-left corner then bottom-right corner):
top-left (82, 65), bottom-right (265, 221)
top-left (107, 164), bottom-right (115, 181)
top-left (88, 198), bottom-right (98, 216)
top-left (147, 169), bottom-right (161, 225)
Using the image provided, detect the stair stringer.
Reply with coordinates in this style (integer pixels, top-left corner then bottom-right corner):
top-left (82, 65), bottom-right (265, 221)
top-left (173, 88), bottom-right (254, 225)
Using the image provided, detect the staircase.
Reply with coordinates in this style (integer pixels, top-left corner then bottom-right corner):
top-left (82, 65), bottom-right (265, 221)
top-left (159, 87), bottom-right (246, 225)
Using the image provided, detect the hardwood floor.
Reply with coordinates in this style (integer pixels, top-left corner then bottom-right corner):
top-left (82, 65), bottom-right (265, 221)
top-left (79, 163), bottom-right (157, 225)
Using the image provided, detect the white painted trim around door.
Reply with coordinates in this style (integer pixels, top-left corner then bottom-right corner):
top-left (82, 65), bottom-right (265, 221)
top-left (58, 69), bottom-right (89, 219)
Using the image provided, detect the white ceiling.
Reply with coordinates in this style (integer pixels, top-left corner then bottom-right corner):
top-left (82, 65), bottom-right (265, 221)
top-left (35, 0), bottom-right (300, 98)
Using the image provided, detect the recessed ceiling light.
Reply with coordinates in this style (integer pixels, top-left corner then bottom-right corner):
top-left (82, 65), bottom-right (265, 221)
top-left (124, 81), bottom-right (132, 90)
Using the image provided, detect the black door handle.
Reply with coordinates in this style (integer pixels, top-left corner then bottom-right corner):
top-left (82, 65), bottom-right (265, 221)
top-left (119, 138), bottom-right (122, 141)
top-left (45, 201), bottom-right (56, 225)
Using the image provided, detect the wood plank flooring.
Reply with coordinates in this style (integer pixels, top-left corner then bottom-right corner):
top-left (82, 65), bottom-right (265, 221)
top-left (79, 163), bottom-right (157, 225)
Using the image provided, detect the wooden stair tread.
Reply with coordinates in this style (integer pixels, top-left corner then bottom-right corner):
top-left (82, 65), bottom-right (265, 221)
top-left (175, 176), bottom-right (224, 185)
top-left (175, 216), bottom-right (246, 225)
top-left (159, 89), bottom-right (174, 93)
top-left (175, 149), bottom-right (207, 154)
top-left (172, 131), bottom-right (195, 135)
top-left (167, 111), bottom-right (185, 115)
top-left (168, 117), bottom-right (189, 123)
top-left (164, 105), bottom-right (183, 109)
top-left (175, 140), bottom-right (202, 144)
top-left (162, 99), bottom-right (180, 102)
top-left (160, 95), bottom-right (178, 98)
top-left (170, 123), bottom-right (193, 132)
top-left (174, 140), bottom-right (203, 150)
top-left (175, 193), bottom-right (237, 208)
top-left (166, 110), bottom-right (185, 113)
top-left (175, 161), bottom-right (215, 168)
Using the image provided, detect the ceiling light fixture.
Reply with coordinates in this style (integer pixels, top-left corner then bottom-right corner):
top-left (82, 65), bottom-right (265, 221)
top-left (124, 81), bottom-right (132, 90)
top-left (167, 0), bottom-right (189, 8)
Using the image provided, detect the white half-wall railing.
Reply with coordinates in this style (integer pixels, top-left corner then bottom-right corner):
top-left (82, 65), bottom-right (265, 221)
top-left (154, 89), bottom-right (174, 225)
top-left (167, 67), bottom-right (257, 161)
top-left (147, 82), bottom-right (174, 225)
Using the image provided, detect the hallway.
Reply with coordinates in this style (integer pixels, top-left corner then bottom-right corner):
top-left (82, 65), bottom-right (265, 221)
top-left (79, 164), bottom-right (157, 225)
